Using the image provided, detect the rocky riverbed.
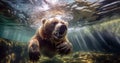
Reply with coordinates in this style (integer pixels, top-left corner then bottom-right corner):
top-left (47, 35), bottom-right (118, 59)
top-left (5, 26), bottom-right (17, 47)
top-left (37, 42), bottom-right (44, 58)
top-left (1, 38), bottom-right (120, 63)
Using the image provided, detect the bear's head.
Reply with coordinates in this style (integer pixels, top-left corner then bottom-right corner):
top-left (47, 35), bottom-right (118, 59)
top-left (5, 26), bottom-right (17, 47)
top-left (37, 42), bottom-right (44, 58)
top-left (40, 18), bottom-right (68, 40)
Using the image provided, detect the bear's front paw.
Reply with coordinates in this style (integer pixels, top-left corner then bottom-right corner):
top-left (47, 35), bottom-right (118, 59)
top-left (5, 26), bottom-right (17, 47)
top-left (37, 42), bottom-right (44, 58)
top-left (28, 44), bottom-right (40, 61)
top-left (29, 51), bottom-right (40, 61)
top-left (56, 42), bottom-right (72, 55)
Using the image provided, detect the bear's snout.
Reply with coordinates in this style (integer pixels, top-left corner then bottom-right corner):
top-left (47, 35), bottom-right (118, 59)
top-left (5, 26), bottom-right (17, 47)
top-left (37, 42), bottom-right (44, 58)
top-left (53, 24), bottom-right (67, 39)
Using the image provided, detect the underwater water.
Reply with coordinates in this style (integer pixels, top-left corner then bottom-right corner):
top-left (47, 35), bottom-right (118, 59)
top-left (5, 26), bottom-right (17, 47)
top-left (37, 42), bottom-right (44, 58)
top-left (0, 0), bottom-right (120, 63)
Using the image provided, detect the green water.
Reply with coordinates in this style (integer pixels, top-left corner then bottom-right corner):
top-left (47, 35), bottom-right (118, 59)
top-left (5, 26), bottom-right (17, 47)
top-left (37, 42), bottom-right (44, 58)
top-left (0, 0), bottom-right (120, 63)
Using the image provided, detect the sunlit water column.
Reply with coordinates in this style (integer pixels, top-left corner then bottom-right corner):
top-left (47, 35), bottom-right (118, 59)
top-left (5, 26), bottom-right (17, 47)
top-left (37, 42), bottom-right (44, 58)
top-left (0, 25), bottom-right (35, 42)
top-left (68, 27), bottom-right (107, 52)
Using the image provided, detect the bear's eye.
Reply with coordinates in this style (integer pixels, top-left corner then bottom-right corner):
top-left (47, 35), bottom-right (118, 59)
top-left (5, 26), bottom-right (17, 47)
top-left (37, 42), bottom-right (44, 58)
top-left (52, 21), bottom-right (58, 25)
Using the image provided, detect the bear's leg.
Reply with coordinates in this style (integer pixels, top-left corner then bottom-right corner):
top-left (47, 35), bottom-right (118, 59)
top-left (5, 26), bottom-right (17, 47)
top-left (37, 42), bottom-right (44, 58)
top-left (56, 42), bottom-right (72, 55)
top-left (28, 39), bottom-right (41, 61)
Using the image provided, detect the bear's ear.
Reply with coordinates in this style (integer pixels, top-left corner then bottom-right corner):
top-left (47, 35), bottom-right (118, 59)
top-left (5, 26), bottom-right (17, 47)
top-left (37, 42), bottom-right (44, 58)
top-left (41, 18), bottom-right (46, 24)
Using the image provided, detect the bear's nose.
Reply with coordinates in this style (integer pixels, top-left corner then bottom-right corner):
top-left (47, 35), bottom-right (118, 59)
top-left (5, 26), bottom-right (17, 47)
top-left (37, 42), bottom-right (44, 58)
top-left (59, 25), bottom-right (67, 35)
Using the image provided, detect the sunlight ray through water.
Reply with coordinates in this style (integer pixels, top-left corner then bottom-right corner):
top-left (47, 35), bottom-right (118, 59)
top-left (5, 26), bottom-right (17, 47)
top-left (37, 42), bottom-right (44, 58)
top-left (0, 0), bottom-right (120, 62)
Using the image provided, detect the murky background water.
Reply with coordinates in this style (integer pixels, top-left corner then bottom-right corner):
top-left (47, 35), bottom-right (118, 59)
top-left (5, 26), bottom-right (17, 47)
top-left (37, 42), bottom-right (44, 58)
top-left (0, 0), bottom-right (120, 63)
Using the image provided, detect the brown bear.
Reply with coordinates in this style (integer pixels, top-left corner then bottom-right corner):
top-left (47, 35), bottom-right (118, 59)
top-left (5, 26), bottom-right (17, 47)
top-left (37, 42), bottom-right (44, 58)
top-left (28, 18), bottom-right (72, 61)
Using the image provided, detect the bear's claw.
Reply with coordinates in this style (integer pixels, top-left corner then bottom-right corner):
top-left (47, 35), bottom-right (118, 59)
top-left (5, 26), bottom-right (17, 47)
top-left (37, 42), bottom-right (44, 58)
top-left (56, 42), bottom-right (71, 55)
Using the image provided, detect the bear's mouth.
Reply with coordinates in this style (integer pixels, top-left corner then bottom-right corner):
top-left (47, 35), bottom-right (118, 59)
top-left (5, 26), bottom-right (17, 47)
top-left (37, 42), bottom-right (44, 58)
top-left (54, 32), bottom-right (63, 39)
top-left (53, 25), bottom-right (67, 39)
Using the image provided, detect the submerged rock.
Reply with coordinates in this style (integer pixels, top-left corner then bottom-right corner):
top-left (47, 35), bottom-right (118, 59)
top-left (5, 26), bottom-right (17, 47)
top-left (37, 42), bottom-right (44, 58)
top-left (0, 38), bottom-right (28, 63)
